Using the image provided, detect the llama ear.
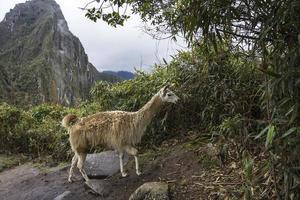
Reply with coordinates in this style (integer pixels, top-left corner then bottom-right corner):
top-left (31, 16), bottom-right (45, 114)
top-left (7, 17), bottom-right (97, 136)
top-left (164, 84), bottom-right (171, 90)
top-left (162, 84), bottom-right (170, 96)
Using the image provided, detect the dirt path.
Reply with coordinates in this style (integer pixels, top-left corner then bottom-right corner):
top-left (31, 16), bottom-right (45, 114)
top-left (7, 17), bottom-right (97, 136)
top-left (0, 139), bottom-right (244, 200)
top-left (0, 164), bottom-right (97, 200)
top-left (0, 154), bottom-right (178, 200)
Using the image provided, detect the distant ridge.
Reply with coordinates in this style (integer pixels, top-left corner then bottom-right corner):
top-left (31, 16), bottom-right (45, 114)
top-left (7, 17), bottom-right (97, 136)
top-left (103, 71), bottom-right (135, 80)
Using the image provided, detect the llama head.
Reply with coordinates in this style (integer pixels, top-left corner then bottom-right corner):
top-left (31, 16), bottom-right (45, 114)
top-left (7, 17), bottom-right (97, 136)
top-left (159, 84), bottom-right (179, 103)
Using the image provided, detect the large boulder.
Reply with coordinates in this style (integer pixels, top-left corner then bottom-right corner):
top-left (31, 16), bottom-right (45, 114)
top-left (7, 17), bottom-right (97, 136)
top-left (129, 182), bottom-right (169, 200)
top-left (84, 151), bottom-right (129, 178)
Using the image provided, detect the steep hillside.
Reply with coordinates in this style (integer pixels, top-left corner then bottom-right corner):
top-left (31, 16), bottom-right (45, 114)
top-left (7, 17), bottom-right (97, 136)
top-left (0, 0), bottom-right (114, 105)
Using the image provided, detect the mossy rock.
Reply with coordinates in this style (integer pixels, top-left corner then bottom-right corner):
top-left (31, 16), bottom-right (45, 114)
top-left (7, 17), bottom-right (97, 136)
top-left (129, 182), bottom-right (169, 200)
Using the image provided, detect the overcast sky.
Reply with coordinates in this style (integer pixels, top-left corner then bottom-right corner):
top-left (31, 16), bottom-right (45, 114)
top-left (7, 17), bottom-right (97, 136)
top-left (0, 0), bottom-right (186, 72)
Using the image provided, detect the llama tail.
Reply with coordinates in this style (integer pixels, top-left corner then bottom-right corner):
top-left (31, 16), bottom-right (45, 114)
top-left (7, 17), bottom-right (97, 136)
top-left (62, 114), bottom-right (79, 129)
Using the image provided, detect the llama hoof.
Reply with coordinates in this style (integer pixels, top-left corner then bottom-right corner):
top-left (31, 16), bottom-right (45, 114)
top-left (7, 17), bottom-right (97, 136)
top-left (68, 178), bottom-right (73, 183)
top-left (136, 171), bottom-right (142, 176)
top-left (121, 172), bottom-right (128, 177)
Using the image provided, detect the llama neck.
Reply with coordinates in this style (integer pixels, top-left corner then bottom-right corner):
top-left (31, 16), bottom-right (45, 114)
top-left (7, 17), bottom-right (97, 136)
top-left (136, 94), bottom-right (164, 128)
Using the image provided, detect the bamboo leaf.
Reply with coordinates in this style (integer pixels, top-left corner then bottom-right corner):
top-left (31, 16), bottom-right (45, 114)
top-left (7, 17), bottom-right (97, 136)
top-left (288, 103), bottom-right (298, 126)
top-left (285, 105), bottom-right (295, 117)
top-left (281, 127), bottom-right (297, 138)
top-left (265, 125), bottom-right (275, 148)
top-left (255, 125), bottom-right (269, 140)
top-left (162, 58), bottom-right (168, 65)
top-left (256, 67), bottom-right (281, 78)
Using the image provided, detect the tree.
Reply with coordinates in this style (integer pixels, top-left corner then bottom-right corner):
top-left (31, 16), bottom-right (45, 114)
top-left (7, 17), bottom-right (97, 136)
top-left (85, 0), bottom-right (300, 123)
top-left (84, 1), bottom-right (300, 198)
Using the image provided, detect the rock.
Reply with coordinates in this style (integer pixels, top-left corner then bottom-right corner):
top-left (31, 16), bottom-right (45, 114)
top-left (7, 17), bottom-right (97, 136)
top-left (206, 143), bottom-right (218, 156)
top-left (129, 182), bottom-right (169, 200)
top-left (53, 191), bottom-right (71, 200)
top-left (84, 179), bottom-right (111, 197)
top-left (84, 151), bottom-right (129, 178)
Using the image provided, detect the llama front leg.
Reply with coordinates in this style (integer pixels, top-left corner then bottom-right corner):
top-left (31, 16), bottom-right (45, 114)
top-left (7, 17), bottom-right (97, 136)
top-left (68, 154), bottom-right (78, 182)
top-left (77, 153), bottom-right (89, 181)
top-left (134, 155), bottom-right (141, 176)
top-left (125, 146), bottom-right (141, 176)
top-left (119, 152), bottom-right (128, 177)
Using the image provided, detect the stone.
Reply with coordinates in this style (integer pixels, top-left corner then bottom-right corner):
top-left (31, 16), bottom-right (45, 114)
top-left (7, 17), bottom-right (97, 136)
top-left (53, 191), bottom-right (71, 200)
top-left (84, 179), bottom-right (111, 197)
top-left (84, 151), bottom-right (129, 178)
top-left (129, 182), bottom-right (169, 200)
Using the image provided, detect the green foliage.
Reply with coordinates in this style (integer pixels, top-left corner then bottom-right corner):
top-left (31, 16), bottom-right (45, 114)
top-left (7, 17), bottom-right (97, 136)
top-left (86, 7), bottom-right (130, 26)
top-left (198, 154), bottom-right (219, 169)
top-left (242, 151), bottom-right (254, 200)
top-left (242, 151), bottom-right (254, 184)
top-left (217, 115), bottom-right (243, 137)
top-left (168, 44), bottom-right (261, 129)
top-left (91, 66), bottom-right (179, 112)
top-left (0, 103), bottom-right (34, 153)
top-left (0, 154), bottom-right (27, 172)
top-left (0, 103), bottom-right (72, 160)
top-left (87, 39), bottom-right (299, 197)
top-left (77, 101), bottom-right (103, 116)
top-left (30, 104), bottom-right (68, 122)
top-left (26, 117), bottom-right (70, 160)
top-left (90, 81), bottom-right (114, 110)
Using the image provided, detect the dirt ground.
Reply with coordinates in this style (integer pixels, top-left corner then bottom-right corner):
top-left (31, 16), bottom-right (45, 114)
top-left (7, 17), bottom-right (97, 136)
top-left (0, 136), bottom-right (244, 200)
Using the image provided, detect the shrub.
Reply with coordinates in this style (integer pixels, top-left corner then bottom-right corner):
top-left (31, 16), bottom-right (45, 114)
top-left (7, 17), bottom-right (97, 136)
top-left (91, 66), bottom-right (179, 112)
top-left (0, 103), bottom-right (72, 160)
top-left (29, 104), bottom-right (68, 122)
top-left (0, 103), bottom-right (34, 153)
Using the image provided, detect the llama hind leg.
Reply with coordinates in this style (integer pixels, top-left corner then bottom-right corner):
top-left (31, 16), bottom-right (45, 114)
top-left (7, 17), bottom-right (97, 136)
top-left (119, 152), bottom-right (128, 177)
top-left (125, 146), bottom-right (141, 176)
top-left (77, 153), bottom-right (89, 181)
top-left (68, 154), bottom-right (78, 182)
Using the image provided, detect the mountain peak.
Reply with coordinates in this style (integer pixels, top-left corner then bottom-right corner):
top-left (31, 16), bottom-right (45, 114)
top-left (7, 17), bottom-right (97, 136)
top-left (0, 0), bottom-right (113, 105)
top-left (3, 0), bottom-right (64, 33)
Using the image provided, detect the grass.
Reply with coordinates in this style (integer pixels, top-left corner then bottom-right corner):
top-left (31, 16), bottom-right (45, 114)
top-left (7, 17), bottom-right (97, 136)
top-left (0, 153), bottom-right (68, 173)
top-left (181, 133), bottom-right (213, 150)
top-left (0, 154), bottom-right (27, 172)
top-left (31, 157), bottom-right (69, 173)
top-left (198, 154), bottom-right (219, 169)
top-left (129, 146), bottom-right (174, 169)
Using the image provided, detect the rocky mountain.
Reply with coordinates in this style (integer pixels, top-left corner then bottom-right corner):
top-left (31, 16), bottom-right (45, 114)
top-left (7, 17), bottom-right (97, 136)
top-left (0, 0), bottom-right (115, 105)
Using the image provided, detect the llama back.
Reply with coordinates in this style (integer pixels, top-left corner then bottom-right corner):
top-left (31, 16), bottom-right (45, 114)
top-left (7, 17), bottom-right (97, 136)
top-left (73, 111), bottom-right (142, 150)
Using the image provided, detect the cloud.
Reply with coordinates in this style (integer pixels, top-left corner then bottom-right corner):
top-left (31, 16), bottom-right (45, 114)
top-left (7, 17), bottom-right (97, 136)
top-left (0, 0), bottom-right (186, 72)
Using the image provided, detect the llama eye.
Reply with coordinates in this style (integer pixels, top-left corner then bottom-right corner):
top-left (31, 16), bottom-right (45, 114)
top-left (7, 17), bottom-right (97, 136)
top-left (167, 93), bottom-right (172, 96)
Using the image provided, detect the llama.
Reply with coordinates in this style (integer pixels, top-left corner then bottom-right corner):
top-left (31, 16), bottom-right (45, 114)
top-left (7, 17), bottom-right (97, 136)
top-left (62, 85), bottom-right (179, 182)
